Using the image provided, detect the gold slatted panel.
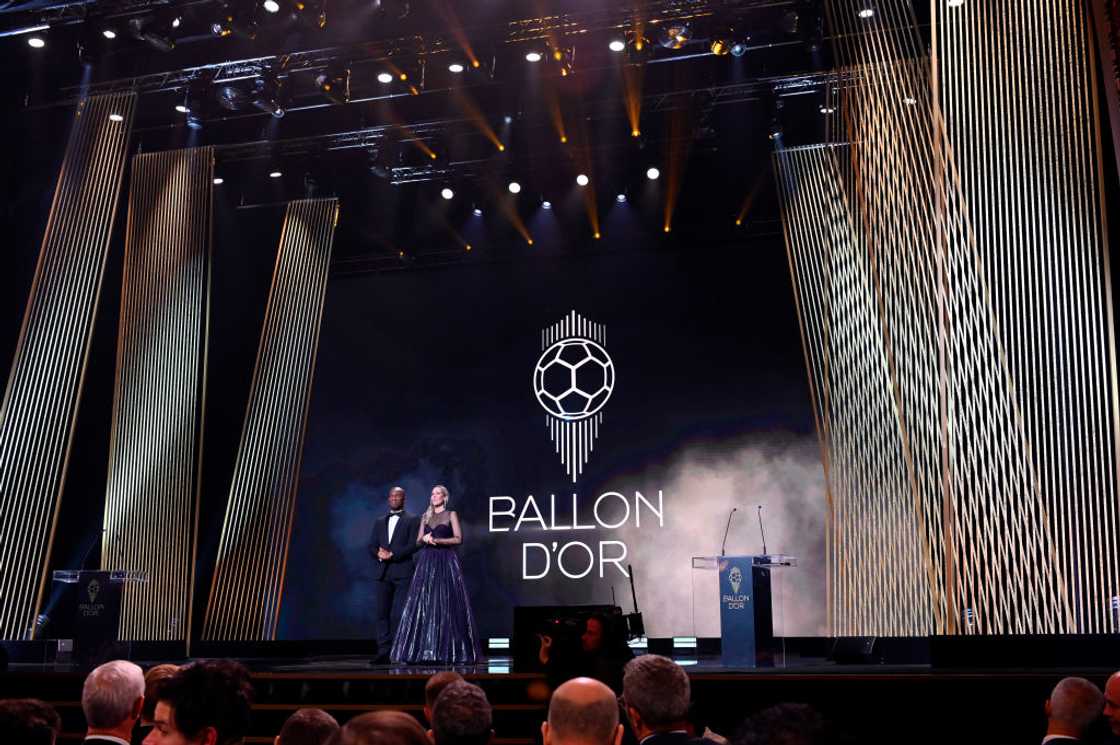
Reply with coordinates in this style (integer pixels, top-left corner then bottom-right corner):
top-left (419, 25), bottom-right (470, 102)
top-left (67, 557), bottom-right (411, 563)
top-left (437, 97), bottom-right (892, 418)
top-left (103, 148), bottom-right (214, 641)
top-left (775, 0), bottom-right (1117, 636)
top-left (202, 198), bottom-right (339, 641)
top-left (0, 93), bottom-right (136, 639)
top-left (934, 0), bottom-right (1119, 634)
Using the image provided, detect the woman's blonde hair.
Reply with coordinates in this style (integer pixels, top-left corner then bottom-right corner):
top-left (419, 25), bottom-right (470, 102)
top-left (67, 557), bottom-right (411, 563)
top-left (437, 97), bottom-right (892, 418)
top-left (423, 485), bottom-right (450, 525)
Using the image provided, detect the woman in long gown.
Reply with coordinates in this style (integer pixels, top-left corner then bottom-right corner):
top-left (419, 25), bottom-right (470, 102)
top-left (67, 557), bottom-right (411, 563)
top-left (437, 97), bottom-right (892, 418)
top-left (390, 485), bottom-right (482, 664)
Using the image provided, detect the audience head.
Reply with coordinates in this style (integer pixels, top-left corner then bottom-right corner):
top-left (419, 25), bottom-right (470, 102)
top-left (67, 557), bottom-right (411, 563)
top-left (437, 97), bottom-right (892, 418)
top-left (83, 660), bottom-right (145, 737)
top-left (431, 681), bottom-right (493, 745)
top-left (424, 672), bottom-right (465, 724)
top-left (143, 659), bottom-right (253, 745)
top-left (327, 711), bottom-right (429, 745)
top-left (143, 665), bottom-right (182, 724)
top-left (1045, 677), bottom-right (1103, 738)
top-left (542, 677), bottom-right (621, 745)
top-left (621, 655), bottom-right (690, 739)
top-left (276, 708), bottom-right (339, 745)
top-left (1102, 672), bottom-right (1120, 736)
top-left (732, 703), bottom-right (831, 745)
top-left (0, 699), bottom-right (61, 745)
top-left (581, 616), bottom-right (606, 654)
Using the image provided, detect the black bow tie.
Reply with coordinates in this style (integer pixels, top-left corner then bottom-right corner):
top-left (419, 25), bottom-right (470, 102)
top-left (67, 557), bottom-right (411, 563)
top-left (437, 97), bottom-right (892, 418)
top-left (389, 511), bottom-right (404, 517)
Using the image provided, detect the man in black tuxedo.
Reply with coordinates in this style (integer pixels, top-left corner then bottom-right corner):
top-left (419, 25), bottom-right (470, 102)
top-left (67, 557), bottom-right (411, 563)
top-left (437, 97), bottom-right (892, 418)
top-left (370, 486), bottom-right (422, 663)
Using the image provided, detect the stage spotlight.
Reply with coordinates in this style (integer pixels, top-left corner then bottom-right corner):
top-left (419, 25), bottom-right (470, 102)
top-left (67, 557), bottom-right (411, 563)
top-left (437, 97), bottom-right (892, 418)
top-left (251, 74), bottom-right (285, 118)
top-left (609, 38), bottom-right (625, 52)
top-left (508, 181), bottom-right (522, 194)
top-left (616, 193), bottom-right (626, 203)
top-left (858, 7), bottom-right (875, 18)
top-left (377, 71), bottom-right (394, 84)
top-left (710, 26), bottom-right (736, 56)
top-left (186, 112), bottom-right (203, 130)
top-left (646, 166), bottom-right (660, 180)
top-left (212, 4), bottom-right (258, 39)
top-left (102, 28), bottom-right (117, 39)
top-left (264, 0), bottom-right (280, 11)
top-left (904, 96), bottom-right (918, 105)
top-left (473, 207), bottom-right (483, 216)
top-left (448, 62), bottom-right (464, 73)
top-left (213, 177), bottom-right (224, 185)
top-left (27, 34), bottom-right (45, 48)
top-left (270, 170), bottom-right (283, 178)
top-left (317, 67), bottom-right (351, 104)
top-left (171, 15), bottom-right (181, 28)
top-left (624, 31), bottom-right (652, 63)
top-left (525, 50), bottom-right (542, 62)
top-left (820, 105), bottom-right (836, 114)
top-left (659, 21), bottom-right (691, 49)
top-left (768, 119), bottom-right (783, 141)
top-left (109, 113), bottom-right (124, 122)
top-left (730, 39), bottom-right (750, 57)
top-left (504, 115), bottom-right (513, 124)
top-left (175, 102), bottom-right (190, 113)
top-left (441, 187), bottom-right (454, 200)
top-left (576, 173), bottom-right (589, 186)
top-left (542, 200), bottom-right (552, 209)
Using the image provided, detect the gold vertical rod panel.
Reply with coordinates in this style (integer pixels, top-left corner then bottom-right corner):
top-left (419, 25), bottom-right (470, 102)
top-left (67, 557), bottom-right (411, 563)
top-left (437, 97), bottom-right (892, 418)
top-left (0, 93), bottom-right (136, 639)
top-left (103, 148), bottom-right (213, 641)
top-left (202, 198), bottom-right (338, 641)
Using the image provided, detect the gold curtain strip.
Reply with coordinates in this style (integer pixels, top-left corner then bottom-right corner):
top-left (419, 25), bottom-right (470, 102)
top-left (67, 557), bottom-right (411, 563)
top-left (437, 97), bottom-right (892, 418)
top-left (103, 147), bottom-right (214, 641)
top-left (0, 93), bottom-right (137, 639)
top-left (202, 198), bottom-right (339, 641)
top-left (775, 0), bottom-right (1115, 636)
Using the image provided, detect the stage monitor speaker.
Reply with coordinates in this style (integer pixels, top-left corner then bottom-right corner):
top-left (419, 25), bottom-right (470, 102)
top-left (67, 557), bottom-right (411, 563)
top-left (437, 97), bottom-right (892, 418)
top-left (511, 604), bottom-right (621, 672)
top-left (828, 636), bottom-right (879, 665)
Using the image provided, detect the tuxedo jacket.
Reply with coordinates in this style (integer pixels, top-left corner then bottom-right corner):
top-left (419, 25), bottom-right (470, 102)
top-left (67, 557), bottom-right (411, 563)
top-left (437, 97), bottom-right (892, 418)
top-left (369, 512), bottom-right (422, 581)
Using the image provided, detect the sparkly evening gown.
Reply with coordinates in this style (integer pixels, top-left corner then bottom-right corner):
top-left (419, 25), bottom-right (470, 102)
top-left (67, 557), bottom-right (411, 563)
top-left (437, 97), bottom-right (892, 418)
top-left (390, 511), bottom-right (482, 664)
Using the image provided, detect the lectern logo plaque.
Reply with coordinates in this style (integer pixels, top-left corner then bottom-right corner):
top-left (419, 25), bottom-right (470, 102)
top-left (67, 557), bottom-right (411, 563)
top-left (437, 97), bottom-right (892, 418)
top-left (87, 579), bottom-right (100, 603)
top-left (729, 565), bottom-right (743, 594)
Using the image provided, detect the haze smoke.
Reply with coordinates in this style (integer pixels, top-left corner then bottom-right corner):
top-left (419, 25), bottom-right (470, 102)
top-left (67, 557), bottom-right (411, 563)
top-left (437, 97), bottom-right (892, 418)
top-left (615, 433), bottom-right (828, 637)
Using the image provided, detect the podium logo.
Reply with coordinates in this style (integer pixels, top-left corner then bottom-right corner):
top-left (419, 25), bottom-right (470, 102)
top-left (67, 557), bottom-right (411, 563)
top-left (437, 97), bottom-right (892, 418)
top-left (533, 311), bottom-right (615, 482)
top-left (87, 579), bottom-right (101, 604)
top-left (729, 566), bottom-right (743, 594)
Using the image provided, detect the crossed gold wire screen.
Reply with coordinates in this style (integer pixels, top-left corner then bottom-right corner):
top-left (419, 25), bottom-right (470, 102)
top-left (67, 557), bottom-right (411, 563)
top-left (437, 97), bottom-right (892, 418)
top-left (102, 148), bottom-right (214, 641)
top-left (0, 93), bottom-right (136, 639)
top-left (203, 198), bottom-right (339, 641)
top-left (777, 0), bottom-right (1119, 635)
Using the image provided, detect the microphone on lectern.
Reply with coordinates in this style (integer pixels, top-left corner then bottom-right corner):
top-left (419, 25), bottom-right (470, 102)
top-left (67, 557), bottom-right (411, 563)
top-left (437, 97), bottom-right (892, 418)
top-left (720, 508), bottom-right (737, 557)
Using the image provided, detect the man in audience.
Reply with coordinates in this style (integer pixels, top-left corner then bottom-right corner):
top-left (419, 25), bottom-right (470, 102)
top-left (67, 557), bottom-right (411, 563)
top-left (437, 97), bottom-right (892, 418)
top-left (424, 672), bottom-right (465, 735)
top-left (542, 677), bottom-right (622, 745)
top-left (1040, 677), bottom-right (1103, 743)
top-left (0, 698), bottom-right (61, 745)
top-left (1106, 672), bottom-right (1120, 740)
top-left (620, 655), bottom-right (698, 745)
top-left (431, 681), bottom-right (493, 745)
top-left (82, 660), bottom-right (145, 745)
top-left (327, 711), bottom-right (429, 745)
top-left (142, 660), bottom-right (253, 745)
top-left (276, 708), bottom-right (339, 745)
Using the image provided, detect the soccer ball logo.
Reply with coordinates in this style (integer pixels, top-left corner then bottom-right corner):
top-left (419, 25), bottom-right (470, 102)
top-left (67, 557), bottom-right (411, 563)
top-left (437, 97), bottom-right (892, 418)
top-left (533, 338), bottom-right (615, 421)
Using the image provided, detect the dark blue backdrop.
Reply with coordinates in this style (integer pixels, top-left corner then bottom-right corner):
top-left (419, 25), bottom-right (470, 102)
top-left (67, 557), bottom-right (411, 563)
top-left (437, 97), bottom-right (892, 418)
top-left (278, 247), bottom-right (814, 639)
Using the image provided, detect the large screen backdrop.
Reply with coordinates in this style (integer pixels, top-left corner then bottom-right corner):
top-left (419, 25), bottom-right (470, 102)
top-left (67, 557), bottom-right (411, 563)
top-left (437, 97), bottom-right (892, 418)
top-left (279, 248), bottom-right (827, 639)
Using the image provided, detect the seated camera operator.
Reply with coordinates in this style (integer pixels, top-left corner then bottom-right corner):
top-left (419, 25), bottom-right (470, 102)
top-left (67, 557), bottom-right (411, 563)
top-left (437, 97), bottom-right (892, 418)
top-left (537, 613), bottom-right (633, 694)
